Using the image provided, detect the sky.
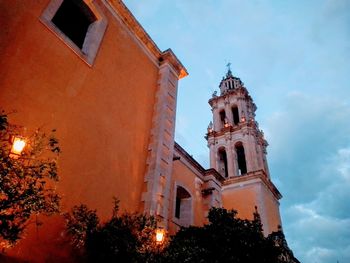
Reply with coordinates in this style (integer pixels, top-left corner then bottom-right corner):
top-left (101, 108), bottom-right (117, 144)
top-left (123, 1), bottom-right (350, 262)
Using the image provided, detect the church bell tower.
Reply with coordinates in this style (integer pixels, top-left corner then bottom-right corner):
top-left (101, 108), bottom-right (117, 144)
top-left (206, 66), bottom-right (282, 234)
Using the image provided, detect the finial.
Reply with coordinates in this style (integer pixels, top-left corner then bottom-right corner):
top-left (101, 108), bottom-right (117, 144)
top-left (212, 90), bottom-right (217, 97)
top-left (226, 62), bottom-right (232, 77)
top-left (207, 121), bottom-right (213, 133)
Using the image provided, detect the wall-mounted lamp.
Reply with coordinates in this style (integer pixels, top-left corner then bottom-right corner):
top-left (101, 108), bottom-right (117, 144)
top-left (10, 136), bottom-right (26, 157)
top-left (207, 121), bottom-right (213, 133)
top-left (155, 228), bottom-right (165, 244)
top-left (240, 111), bottom-right (246, 123)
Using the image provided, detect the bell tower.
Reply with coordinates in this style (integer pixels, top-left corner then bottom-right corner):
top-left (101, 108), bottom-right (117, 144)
top-left (206, 65), bottom-right (282, 234)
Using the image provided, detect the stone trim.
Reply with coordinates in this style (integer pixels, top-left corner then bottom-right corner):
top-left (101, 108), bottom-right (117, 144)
top-left (174, 142), bottom-right (205, 175)
top-left (105, 1), bottom-right (188, 78)
top-left (142, 62), bottom-right (180, 228)
top-left (222, 170), bottom-right (282, 200)
top-left (40, 0), bottom-right (108, 66)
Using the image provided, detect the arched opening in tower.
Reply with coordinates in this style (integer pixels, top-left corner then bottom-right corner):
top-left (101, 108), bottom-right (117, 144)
top-left (175, 186), bottom-right (192, 227)
top-left (235, 143), bottom-right (247, 175)
top-left (232, 106), bottom-right (239, 125)
top-left (218, 148), bottom-right (228, 177)
top-left (219, 110), bottom-right (226, 129)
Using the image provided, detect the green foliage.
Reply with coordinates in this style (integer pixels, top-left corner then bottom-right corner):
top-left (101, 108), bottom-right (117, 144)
top-left (65, 199), bottom-right (158, 263)
top-left (65, 203), bottom-right (299, 263)
top-left (0, 112), bottom-right (61, 248)
top-left (64, 204), bottom-right (99, 249)
top-left (162, 207), bottom-right (296, 263)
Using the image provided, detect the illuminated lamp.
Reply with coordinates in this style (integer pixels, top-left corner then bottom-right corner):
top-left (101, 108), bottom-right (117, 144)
top-left (240, 111), bottom-right (246, 123)
top-left (10, 136), bottom-right (26, 157)
top-left (155, 228), bottom-right (165, 244)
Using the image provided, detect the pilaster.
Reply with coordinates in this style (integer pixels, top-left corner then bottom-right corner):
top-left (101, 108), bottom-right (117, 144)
top-left (142, 50), bottom-right (187, 228)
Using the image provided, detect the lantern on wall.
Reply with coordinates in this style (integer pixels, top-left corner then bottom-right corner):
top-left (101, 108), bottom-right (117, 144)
top-left (155, 228), bottom-right (165, 244)
top-left (10, 136), bottom-right (26, 157)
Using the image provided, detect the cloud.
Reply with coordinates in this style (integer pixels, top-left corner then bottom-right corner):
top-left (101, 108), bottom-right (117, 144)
top-left (265, 91), bottom-right (350, 262)
top-left (122, 1), bottom-right (350, 262)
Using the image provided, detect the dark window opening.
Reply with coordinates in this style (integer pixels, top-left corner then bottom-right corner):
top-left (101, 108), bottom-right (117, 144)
top-left (175, 186), bottom-right (191, 223)
top-left (175, 197), bottom-right (181, 219)
top-left (218, 149), bottom-right (228, 178)
top-left (236, 144), bottom-right (247, 175)
top-left (52, 0), bottom-right (96, 49)
top-left (232, 107), bottom-right (239, 125)
top-left (219, 110), bottom-right (226, 128)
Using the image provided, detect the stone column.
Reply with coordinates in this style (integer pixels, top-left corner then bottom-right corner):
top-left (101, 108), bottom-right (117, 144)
top-left (226, 143), bottom-right (235, 178)
top-left (208, 139), bottom-right (216, 169)
top-left (231, 148), bottom-right (238, 177)
top-left (142, 50), bottom-right (187, 228)
top-left (212, 105), bottom-right (220, 131)
top-left (225, 100), bottom-right (233, 126)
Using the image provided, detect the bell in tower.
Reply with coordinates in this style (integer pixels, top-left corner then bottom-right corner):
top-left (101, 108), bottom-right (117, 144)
top-left (206, 65), bottom-right (283, 235)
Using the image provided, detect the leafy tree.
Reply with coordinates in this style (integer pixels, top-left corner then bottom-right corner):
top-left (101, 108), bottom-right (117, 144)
top-left (0, 112), bottom-right (61, 248)
top-left (162, 207), bottom-right (298, 263)
top-left (65, 198), bottom-right (159, 263)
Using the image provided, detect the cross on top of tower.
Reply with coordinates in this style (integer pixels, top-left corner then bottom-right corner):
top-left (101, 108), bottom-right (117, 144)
top-left (226, 62), bottom-right (233, 77)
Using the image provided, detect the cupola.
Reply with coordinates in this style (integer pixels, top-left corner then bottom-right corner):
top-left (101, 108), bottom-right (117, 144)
top-left (219, 65), bottom-right (244, 95)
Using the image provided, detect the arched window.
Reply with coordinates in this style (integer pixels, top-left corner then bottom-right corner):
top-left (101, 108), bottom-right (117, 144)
top-left (175, 186), bottom-right (192, 227)
top-left (235, 143), bottom-right (247, 175)
top-left (232, 106), bottom-right (239, 125)
top-left (218, 148), bottom-right (228, 178)
top-left (219, 110), bottom-right (226, 129)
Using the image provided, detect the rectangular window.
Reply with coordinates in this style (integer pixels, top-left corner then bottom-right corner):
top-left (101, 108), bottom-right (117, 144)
top-left (40, 0), bottom-right (107, 65)
top-left (175, 197), bottom-right (181, 218)
top-left (52, 0), bottom-right (97, 49)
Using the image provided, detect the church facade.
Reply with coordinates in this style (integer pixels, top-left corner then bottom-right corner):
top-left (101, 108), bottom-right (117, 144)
top-left (0, 0), bottom-right (281, 261)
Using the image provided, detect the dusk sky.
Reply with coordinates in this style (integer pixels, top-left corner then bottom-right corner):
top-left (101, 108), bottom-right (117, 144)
top-left (123, 1), bottom-right (350, 262)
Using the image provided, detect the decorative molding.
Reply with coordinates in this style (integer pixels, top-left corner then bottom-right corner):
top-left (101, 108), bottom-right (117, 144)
top-left (223, 170), bottom-right (282, 200)
top-left (40, 0), bottom-right (108, 66)
top-left (105, 1), bottom-right (188, 79)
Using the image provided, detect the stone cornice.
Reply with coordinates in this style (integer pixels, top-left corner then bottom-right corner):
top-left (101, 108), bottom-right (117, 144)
top-left (223, 170), bottom-right (282, 200)
top-left (174, 142), bottom-right (224, 184)
top-left (204, 168), bottom-right (225, 183)
top-left (209, 87), bottom-right (250, 106)
top-left (174, 142), bottom-right (205, 174)
top-left (106, 1), bottom-right (188, 79)
top-left (160, 49), bottom-right (188, 79)
top-left (205, 120), bottom-right (259, 140)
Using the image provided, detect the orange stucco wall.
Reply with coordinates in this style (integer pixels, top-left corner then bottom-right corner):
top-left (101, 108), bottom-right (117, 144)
top-left (0, 0), bottom-right (159, 260)
top-left (222, 182), bottom-right (281, 234)
top-left (169, 159), bottom-right (205, 234)
top-left (222, 185), bottom-right (258, 220)
top-left (260, 184), bottom-right (282, 233)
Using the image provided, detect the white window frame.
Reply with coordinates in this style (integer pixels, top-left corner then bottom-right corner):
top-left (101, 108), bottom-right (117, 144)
top-left (40, 0), bottom-right (108, 66)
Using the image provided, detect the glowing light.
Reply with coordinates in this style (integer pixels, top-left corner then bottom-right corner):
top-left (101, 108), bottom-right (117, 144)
top-left (11, 136), bottom-right (26, 156)
top-left (155, 229), bottom-right (165, 244)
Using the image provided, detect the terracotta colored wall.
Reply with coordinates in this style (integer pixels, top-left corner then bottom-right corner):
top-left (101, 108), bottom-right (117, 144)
top-left (222, 182), bottom-right (281, 235)
top-left (261, 184), bottom-right (282, 233)
top-left (0, 0), bottom-right (159, 260)
top-left (222, 185), bottom-right (258, 220)
top-left (169, 159), bottom-right (205, 234)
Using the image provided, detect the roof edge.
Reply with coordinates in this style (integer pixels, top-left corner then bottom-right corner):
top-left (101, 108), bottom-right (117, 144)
top-left (107, 1), bottom-right (188, 79)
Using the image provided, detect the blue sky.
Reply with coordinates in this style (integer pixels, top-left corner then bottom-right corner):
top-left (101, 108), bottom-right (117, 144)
top-left (123, 1), bottom-right (350, 262)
